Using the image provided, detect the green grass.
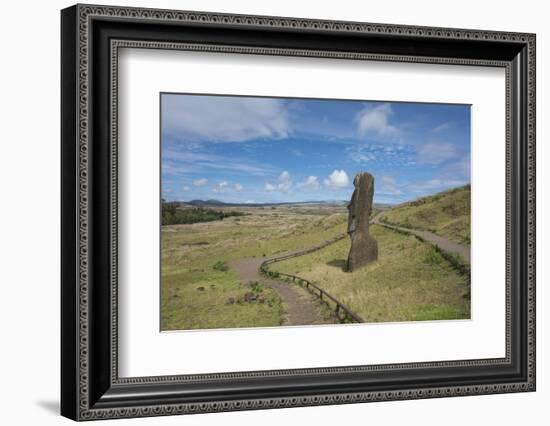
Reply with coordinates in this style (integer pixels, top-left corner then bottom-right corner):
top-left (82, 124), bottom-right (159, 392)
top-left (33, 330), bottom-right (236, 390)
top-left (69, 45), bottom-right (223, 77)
top-left (161, 265), bottom-right (286, 330)
top-left (161, 206), bottom-right (348, 330)
top-left (423, 247), bottom-right (443, 266)
top-left (162, 200), bottom-right (471, 330)
top-left (212, 260), bottom-right (229, 272)
top-left (269, 224), bottom-right (470, 323)
top-left (379, 185), bottom-right (471, 245)
top-left (249, 281), bottom-right (263, 293)
top-left (161, 202), bottom-right (247, 225)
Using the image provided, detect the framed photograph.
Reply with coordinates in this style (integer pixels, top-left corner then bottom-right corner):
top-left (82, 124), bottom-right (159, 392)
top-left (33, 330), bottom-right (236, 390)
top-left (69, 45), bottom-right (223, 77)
top-left (61, 4), bottom-right (536, 421)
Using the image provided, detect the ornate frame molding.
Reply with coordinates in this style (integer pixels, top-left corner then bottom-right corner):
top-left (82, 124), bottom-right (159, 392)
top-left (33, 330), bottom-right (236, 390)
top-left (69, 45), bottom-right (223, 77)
top-left (61, 4), bottom-right (536, 421)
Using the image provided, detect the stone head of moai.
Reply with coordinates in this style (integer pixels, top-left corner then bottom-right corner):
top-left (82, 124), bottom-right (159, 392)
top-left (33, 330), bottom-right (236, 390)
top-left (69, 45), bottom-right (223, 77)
top-left (347, 172), bottom-right (378, 272)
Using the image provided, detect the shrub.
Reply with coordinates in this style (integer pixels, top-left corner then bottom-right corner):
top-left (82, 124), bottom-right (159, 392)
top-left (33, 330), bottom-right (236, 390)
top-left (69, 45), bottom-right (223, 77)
top-left (212, 260), bottom-right (229, 272)
top-left (248, 281), bottom-right (263, 293)
top-left (423, 248), bottom-right (442, 265)
top-left (161, 202), bottom-right (247, 225)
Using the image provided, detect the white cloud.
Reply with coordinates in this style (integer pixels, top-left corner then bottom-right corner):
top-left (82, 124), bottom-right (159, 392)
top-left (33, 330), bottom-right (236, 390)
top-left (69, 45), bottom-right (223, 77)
top-left (245, 200), bottom-right (256, 204)
top-left (234, 183), bottom-right (243, 191)
top-left (164, 150), bottom-right (276, 177)
top-left (265, 171), bottom-right (293, 192)
top-left (212, 181), bottom-right (229, 193)
top-left (357, 152), bottom-right (376, 162)
top-left (347, 143), bottom-right (415, 166)
top-left (443, 155), bottom-right (470, 179)
top-left (193, 178), bottom-right (208, 186)
top-left (407, 178), bottom-right (467, 193)
top-left (162, 95), bottom-right (291, 142)
top-left (324, 170), bottom-right (350, 190)
top-left (277, 171), bottom-right (292, 192)
top-left (432, 122), bottom-right (452, 132)
top-left (378, 175), bottom-right (402, 195)
top-left (356, 103), bottom-right (398, 137)
top-left (297, 176), bottom-right (320, 190)
top-left (416, 142), bottom-right (458, 165)
top-left (183, 186), bottom-right (191, 191)
top-left (279, 171), bottom-right (290, 180)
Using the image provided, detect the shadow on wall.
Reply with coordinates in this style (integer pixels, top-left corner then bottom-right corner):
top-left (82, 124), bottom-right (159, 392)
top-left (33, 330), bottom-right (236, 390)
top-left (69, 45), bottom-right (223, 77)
top-left (35, 400), bottom-right (59, 416)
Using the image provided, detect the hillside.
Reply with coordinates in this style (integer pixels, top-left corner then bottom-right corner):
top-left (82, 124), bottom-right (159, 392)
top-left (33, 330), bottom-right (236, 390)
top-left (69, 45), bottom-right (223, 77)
top-left (270, 224), bottom-right (470, 322)
top-left (378, 185), bottom-right (471, 245)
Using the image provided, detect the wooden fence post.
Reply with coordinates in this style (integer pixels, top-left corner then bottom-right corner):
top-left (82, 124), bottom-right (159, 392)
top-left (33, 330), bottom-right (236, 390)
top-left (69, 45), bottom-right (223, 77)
top-left (259, 234), bottom-right (364, 324)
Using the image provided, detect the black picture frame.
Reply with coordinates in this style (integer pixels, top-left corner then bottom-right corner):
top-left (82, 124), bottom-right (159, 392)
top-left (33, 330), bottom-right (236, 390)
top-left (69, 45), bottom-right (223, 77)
top-left (61, 4), bottom-right (536, 421)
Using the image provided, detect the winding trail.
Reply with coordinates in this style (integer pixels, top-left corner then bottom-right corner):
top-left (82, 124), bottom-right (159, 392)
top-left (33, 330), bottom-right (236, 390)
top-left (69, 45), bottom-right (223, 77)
top-left (229, 257), bottom-right (339, 326)
top-left (230, 211), bottom-right (469, 326)
top-left (372, 212), bottom-right (470, 263)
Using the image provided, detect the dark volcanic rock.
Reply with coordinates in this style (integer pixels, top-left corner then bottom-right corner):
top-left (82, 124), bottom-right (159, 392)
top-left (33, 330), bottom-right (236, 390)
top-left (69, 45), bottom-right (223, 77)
top-left (347, 172), bottom-right (378, 272)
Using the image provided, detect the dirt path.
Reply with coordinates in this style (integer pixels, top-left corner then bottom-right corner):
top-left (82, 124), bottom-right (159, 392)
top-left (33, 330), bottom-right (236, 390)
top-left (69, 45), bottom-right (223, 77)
top-left (229, 258), bottom-right (338, 326)
top-left (372, 212), bottom-right (470, 263)
top-left (229, 213), bottom-right (469, 326)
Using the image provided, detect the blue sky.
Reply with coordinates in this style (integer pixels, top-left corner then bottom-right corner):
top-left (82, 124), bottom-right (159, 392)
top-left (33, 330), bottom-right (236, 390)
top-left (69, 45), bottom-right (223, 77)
top-left (161, 93), bottom-right (470, 204)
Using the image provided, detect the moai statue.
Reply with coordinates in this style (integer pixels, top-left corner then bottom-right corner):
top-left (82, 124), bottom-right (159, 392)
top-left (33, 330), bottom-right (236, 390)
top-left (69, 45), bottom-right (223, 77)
top-left (347, 172), bottom-right (378, 272)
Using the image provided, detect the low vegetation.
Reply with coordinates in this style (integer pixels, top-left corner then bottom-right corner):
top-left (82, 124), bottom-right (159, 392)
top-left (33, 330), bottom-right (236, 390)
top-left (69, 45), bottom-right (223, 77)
top-left (378, 185), bottom-right (471, 245)
top-left (212, 260), bottom-right (229, 272)
top-left (161, 201), bottom-right (246, 225)
top-left (161, 205), bottom-right (349, 330)
top-left (161, 189), bottom-right (471, 330)
top-left (269, 224), bottom-right (470, 323)
top-left (162, 263), bottom-right (285, 330)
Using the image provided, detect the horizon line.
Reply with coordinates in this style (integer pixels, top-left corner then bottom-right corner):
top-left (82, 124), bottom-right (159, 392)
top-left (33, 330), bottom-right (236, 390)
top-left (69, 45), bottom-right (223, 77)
top-left (163, 183), bottom-right (470, 206)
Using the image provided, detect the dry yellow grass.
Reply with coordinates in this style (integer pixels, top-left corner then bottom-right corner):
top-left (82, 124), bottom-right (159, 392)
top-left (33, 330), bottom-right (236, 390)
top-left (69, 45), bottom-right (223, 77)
top-left (161, 206), bottom-right (348, 330)
top-left (162, 203), bottom-right (470, 330)
top-left (270, 224), bottom-right (470, 322)
top-left (379, 185), bottom-right (471, 245)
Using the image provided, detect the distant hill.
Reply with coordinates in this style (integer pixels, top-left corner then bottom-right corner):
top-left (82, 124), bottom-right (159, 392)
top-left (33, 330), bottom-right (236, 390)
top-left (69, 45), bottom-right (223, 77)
top-left (187, 199), bottom-right (227, 207)
top-left (378, 185), bottom-right (470, 245)
top-left (184, 199), bottom-right (348, 208)
top-left (182, 199), bottom-right (395, 210)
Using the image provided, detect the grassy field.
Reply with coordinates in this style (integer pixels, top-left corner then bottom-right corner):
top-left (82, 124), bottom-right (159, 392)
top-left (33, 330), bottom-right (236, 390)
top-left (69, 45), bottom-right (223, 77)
top-left (162, 198), bottom-right (471, 330)
top-left (378, 185), bottom-right (471, 245)
top-left (269, 224), bottom-right (470, 322)
top-left (161, 205), bottom-right (348, 330)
